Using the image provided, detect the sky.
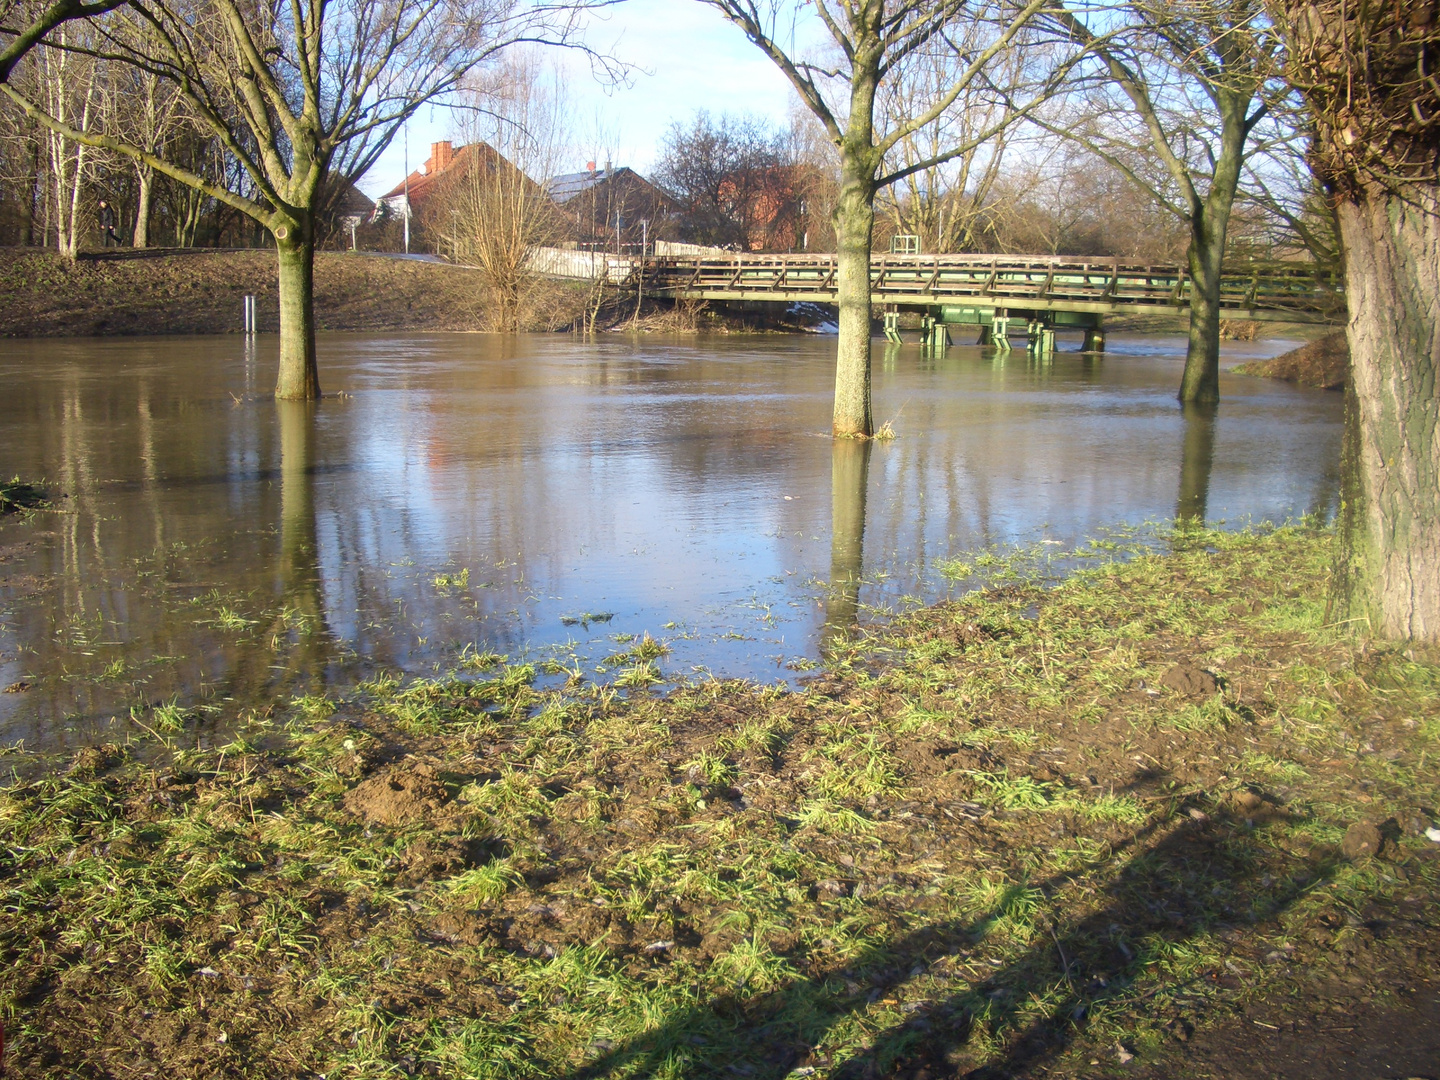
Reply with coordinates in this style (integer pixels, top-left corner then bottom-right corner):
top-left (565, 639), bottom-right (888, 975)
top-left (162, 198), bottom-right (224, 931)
top-left (357, 1), bottom-right (810, 199)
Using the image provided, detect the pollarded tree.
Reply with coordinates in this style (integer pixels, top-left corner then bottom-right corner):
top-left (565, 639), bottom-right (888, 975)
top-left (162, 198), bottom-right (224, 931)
top-left (1, 0), bottom-right (616, 399)
top-left (1271, 0), bottom-right (1440, 643)
top-left (699, 0), bottom-right (1086, 437)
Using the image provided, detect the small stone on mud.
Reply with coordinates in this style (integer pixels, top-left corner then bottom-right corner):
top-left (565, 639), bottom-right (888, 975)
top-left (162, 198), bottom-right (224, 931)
top-left (1341, 820), bottom-right (1384, 859)
top-left (1425, 826), bottom-right (1440, 843)
top-left (343, 761), bottom-right (449, 826)
top-left (1160, 663), bottom-right (1219, 697)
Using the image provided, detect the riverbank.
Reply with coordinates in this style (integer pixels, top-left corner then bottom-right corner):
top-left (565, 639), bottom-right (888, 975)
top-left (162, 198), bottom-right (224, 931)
top-left (0, 248), bottom-right (824, 338)
top-left (1233, 331), bottom-right (1349, 390)
top-left (2, 524), bottom-right (1435, 1078)
top-left (0, 248), bottom-right (563, 336)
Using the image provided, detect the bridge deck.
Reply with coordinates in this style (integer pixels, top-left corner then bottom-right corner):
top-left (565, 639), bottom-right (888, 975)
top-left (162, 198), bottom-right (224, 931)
top-left (633, 253), bottom-right (1343, 324)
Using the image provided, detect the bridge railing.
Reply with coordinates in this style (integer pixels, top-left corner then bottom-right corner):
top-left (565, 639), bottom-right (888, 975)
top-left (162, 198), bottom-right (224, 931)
top-left (631, 252), bottom-right (1343, 318)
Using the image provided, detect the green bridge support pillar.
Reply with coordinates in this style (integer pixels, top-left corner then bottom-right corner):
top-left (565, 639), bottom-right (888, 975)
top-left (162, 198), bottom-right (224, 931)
top-left (1082, 320), bottom-right (1106, 353)
top-left (883, 310), bottom-right (902, 345)
top-left (991, 310), bottom-right (1012, 353)
top-left (1027, 318), bottom-right (1056, 358)
top-left (921, 314), bottom-right (950, 354)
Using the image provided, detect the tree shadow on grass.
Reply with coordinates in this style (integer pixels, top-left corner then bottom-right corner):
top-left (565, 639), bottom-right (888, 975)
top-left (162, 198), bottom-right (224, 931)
top-left (559, 779), bottom-right (1331, 1080)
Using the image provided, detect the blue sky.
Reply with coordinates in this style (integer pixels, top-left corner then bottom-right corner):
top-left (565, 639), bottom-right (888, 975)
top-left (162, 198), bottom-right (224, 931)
top-left (357, 0), bottom-right (808, 198)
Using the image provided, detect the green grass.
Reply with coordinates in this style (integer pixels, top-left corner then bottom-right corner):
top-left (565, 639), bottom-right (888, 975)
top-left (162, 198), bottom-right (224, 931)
top-left (3, 524), bottom-right (1438, 1078)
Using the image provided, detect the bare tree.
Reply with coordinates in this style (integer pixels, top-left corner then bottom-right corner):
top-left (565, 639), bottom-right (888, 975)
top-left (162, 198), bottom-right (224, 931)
top-left (1270, 0), bottom-right (1440, 642)
top-left (97, 40), bottom-right (191, 247)
top-left (1238, 108), bottom-right (1339, 265)
top-left (1003, 150), bottom-right (1191, 258)
top-left (1045, 0), bottom-right (1287, 405)
top-left (36, 20), bottom-right (95, 257)
top-left (1, 0), bottom-right (617, 399)
top-left (655, 110), bottom-right (791, 250)
top-left (429, 58), bottom-right (567, 331)
top-left (699, 0), bottom-right (1085, 437)
top-left (0, 0), bottom-right (124, 82)
top-left (876, 17), bottom-right (1043, 253)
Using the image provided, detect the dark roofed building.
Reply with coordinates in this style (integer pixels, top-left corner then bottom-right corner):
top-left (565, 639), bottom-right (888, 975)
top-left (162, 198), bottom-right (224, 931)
top-left (546, 163), bottom-right (678, 250)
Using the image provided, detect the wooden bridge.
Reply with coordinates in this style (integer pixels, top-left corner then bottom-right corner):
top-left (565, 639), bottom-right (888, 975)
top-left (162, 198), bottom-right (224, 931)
top-left (627, 253), bottom-right (1344, 344)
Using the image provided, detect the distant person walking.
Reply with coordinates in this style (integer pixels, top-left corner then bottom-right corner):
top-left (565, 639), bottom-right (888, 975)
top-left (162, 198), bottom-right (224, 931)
top-left (98, 200), bottom-right (121, 248)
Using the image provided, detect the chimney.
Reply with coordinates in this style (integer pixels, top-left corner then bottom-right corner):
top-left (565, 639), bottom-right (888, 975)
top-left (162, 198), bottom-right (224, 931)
top-left (427, 141), bottom-right (454, 175)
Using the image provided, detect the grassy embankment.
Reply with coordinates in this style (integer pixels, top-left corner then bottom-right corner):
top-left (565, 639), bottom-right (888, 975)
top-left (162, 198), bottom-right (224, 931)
top-left (0, 248), bottom-right (595, 337)
top-left (0, 249), bottom-right (820, 338)
top-left (2, 524), bottom-right (1437, 1077)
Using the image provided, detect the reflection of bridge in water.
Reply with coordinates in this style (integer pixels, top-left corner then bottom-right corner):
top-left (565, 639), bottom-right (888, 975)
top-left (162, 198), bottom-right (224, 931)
top-left (625, 253), bottom-right (1344, 352)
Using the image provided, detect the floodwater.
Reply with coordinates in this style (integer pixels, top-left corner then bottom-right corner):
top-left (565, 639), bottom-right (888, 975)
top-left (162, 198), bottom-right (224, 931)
top-left (0, 330), bottom-right (1342, 753)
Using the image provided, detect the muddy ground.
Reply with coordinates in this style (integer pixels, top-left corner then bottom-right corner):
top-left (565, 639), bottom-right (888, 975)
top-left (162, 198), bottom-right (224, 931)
top-left (0, 525), bottom-right (1436, 1078)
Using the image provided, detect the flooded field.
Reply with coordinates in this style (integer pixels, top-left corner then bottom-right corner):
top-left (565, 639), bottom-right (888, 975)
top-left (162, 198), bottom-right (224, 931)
top-left (0, 331), bottom-right (1341, 751)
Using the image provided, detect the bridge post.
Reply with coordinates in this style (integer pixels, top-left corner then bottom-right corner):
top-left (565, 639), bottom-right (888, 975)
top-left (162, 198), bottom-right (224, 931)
top-left (920, 313), bottom-right (949, 354)
top-left (991, 310), bottom-right (1012, 353)
top-left (1082, 319), bottom-right (1106, 353)
top-left (883, 310), bottom-right (902, 344)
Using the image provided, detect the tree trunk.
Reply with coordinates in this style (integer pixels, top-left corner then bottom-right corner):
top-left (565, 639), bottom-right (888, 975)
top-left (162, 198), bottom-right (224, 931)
top-left (832, 161), bottom-right (876, 437)
top-left (22, 134), bottom-right (39, 247)
top-left (1178, 92), bottom-right (1248, 405)
top-left (1329, 188), bottom-right (1440, 641)
top-left (1179, 228), bottom-right (1222, 405)
top-left (133, 164), bottom-right (152, 248)
top-left (275, 223), bottom-right (321, 400)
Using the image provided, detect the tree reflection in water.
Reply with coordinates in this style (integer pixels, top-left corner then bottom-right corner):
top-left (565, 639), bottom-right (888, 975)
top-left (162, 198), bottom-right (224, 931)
top-left (1176, 402), bottom-right (1218, 523)
top-left (823, 437), bottom-right (873, 653)
top-left (274, 400), bottom-right (332, 685)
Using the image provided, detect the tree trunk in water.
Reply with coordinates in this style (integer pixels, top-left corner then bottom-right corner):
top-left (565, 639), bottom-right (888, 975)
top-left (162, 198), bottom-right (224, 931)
top-left (275, 226), bottom-right (321, 400)
top-left (832, 168), bottom-right (876, 437)
top-left (1179, 98), bottom-right (1245, 406)
top-left (133, 165), bottom-right (152, 248)
top-left (1329, 189), bottom-right (1440, 641)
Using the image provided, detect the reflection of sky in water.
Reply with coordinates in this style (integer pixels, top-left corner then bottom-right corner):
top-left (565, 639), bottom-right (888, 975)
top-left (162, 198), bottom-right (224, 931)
top-left (0, 331), bottom-right (1341, 750)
